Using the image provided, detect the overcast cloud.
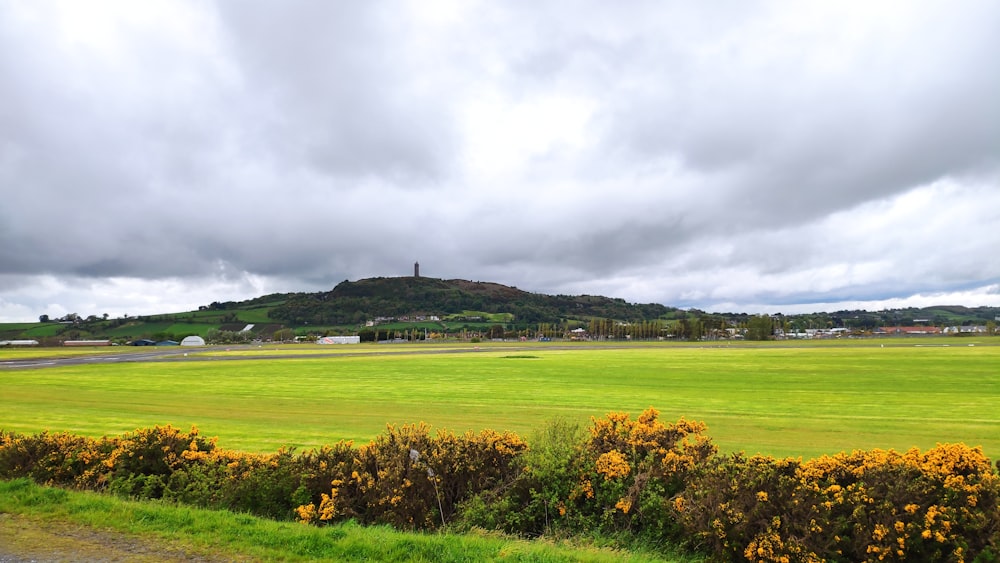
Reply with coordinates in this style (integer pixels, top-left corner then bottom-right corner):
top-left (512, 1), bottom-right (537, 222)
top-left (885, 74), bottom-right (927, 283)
top-left (2, 0), bottom-right (999, 322)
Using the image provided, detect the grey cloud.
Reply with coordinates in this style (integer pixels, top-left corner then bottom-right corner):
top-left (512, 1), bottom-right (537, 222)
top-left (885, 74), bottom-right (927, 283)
top-left (2, 2), bottom-right (1000, 321)
top-left (598, 3), bottom-right (1000, 228)
top-left (214, 1), bottom-right (457, 183)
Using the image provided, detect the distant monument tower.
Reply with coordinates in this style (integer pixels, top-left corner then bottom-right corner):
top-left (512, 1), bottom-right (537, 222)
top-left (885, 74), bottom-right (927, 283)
top-left (414, 261), bottom-right (420, 278)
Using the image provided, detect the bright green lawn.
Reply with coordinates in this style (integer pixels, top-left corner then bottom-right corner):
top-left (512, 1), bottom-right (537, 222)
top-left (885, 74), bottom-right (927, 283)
top-left (2, 343), bottom-right (998, 461)
top-left (0, 347), bottom-right (136, 359)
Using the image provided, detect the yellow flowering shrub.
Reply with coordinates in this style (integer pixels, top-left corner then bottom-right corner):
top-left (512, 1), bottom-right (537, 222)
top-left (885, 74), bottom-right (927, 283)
top-left (675, 443), bottom-right (1000, 562)
top-left (4, 415), bottom-right (999, 562)
top-left (0, 425), bottom-right (218, 495)
top-left (0, 430), bottom-right (104, 487)
top-left (298, 423), bottom-right (527, 529)
top-left (596, 450), bottom-right (631, 479)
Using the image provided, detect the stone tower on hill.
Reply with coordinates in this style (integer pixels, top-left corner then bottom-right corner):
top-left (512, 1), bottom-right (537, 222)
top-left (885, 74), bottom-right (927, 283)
top-left (414, 261), bottom-right (420, 277)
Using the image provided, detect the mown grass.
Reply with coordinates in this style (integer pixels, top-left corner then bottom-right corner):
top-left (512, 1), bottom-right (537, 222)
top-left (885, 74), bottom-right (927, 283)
top-left (2, 341), bottom-right (998, 460)
top-left (0, 478), bottom-right (681, 562)
top-left (0, 345), bottom-right (167, 359)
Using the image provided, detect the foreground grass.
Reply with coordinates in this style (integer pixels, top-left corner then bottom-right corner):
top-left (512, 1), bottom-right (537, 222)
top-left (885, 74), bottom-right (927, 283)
top-left (0, 479), bottom-right (683, 562)
top-left (2, 341), bottom-right (999, 460)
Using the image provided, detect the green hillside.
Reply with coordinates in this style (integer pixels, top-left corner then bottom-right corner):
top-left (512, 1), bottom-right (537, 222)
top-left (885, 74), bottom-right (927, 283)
top-left (268, 276), bottom-right (674, 326)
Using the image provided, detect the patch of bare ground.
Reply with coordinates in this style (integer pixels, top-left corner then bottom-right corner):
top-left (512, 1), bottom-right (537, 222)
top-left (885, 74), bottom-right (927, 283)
top-left (0, 513), bottom-right (247, 563)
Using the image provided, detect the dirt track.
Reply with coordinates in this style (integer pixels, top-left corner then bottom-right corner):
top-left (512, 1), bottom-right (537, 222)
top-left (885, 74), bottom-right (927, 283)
top-left (0, 513), bottom-right (231, 562)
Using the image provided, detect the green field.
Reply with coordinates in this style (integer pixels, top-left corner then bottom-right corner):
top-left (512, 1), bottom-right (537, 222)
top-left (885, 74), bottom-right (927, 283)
top-left (2, 341), bottom-right (998, 461)
top-left (442, 310), bottom-right (515, 323)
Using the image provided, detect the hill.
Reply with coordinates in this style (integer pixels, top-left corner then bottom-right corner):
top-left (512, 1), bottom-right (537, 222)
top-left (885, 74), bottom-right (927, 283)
top-left (0, 277), bottom-right (677, 344)
top-left (268, 276), bottom-right (674, 325)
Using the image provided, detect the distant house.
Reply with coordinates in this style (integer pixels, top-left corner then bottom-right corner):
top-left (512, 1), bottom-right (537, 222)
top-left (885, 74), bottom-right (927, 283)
top-left (943, 325), bottom-right (986, 334)
top-left (180, 335), bottom-right (206, 346)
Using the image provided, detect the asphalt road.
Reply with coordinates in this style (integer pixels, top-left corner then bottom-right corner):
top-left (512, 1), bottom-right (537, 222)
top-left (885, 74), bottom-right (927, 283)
top-left (0, 343), bottom-right (556, 370)
top-left (4, 339), bottom-right (993, 371)
top-left (0, 347), bottom-right (198, 369)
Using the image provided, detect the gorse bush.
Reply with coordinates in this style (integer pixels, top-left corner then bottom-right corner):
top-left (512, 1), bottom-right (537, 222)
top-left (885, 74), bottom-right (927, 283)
top-left (3, 411), bottom-right (1000, 562)
top-left (674, 446), bottom-right (1000, 562)
top-left (0, 425), bottom-right (215, 493)
top-left (584, 410), bottom-right (716, 532)
top-left (0, 423), bottom-right (527, 526)
top-left (0, 430), bottom-right (98, 486)
top-left (296, 423), bottom-right (527, 529)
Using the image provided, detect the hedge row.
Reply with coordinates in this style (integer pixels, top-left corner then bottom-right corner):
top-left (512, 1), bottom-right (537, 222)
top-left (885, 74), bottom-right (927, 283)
top-left (2, 410), bottom-right (998, 562)
top-left (0, 423), bottom-right (526, 528)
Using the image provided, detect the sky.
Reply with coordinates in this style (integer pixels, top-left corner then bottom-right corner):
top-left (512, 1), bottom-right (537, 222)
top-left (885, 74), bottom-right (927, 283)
top-left (1, 1), bottom-right (999, 323)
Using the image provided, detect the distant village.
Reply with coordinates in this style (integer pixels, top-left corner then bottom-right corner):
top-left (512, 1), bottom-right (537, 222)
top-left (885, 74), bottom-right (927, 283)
top-left (779, 324), bottom-right (989, 339)
top-left (3, 320), bottom-right (993, 348)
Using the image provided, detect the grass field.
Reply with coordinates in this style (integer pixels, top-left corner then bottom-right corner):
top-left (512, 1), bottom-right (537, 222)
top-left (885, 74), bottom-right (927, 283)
top-left (2, 341), bottom-right (998, 461)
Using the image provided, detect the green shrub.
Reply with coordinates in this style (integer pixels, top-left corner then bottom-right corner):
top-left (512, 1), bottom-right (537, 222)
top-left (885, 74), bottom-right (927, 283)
top-left (455, 418), bottom-right (587, 536)
top-left (455, 409), bottom-right (717, 541)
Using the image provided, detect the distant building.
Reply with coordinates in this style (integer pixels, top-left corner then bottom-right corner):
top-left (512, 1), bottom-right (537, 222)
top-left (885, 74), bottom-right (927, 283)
top-left (64, 340), bottom-right (111, 346)
top-left (0, 339), bottom-right (39, 346)
top-left (317, 336), bottom-right (361, 344)
top-left (879, 326), bottom-right (943, 335)
top-left (180, 335), bottom-right (206, 346)
top-left (414, 261), bottom-right (420, 277)
top-left (943, 325), bottom-right (986, 334)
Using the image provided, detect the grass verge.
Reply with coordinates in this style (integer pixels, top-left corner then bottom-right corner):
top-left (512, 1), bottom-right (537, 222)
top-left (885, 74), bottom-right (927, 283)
top-left (0, 479), bottom-right (689, 562)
